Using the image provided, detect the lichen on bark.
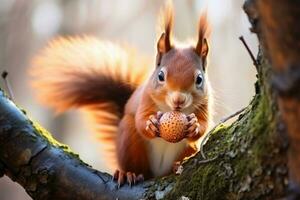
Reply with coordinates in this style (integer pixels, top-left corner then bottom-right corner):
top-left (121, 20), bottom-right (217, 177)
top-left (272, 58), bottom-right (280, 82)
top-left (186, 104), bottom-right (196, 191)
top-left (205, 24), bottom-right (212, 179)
top-left (0, 0), bottom-right (295, 198)
top-left (143, 50), bottom-right (288, 200)
top-left (31, 121), bottom-right (86, 164)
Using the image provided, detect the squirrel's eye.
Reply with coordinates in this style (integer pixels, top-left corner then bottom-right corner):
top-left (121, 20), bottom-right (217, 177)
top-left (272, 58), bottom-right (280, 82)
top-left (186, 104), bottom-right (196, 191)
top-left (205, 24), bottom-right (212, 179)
top-left (196, 74), bottom-right (203, 87)
top-left (158, 70), bottom-right (165, 82)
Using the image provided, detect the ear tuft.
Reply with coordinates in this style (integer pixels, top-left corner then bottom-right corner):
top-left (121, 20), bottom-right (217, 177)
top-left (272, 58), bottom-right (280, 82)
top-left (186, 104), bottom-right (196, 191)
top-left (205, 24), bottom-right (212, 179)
top-left (195, 12), bottom-right (210, 60)
top-left (157, 0), bottom-right (174, 56)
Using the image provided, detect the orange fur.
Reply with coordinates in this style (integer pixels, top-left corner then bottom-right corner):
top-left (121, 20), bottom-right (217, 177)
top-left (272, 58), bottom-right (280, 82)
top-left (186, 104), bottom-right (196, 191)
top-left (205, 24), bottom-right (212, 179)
top-left (30, 36), bottom-right (150, 113)
top-left (177, 144), bottom-right (197, 162)
top-left (117, 114), bottom-right (152, 178)
top-left (135, 87), bottom-right (160, 139)
top-left (29, 2), bottom-right (212, 180)
top-left (197, 11), bottom-right (211, 46)
top-left (195, 11), bottom-right (211, 67)
top-left (29, 36), bottom-right (151, 170)
top-left (157, 1), bottom-right (174, 64)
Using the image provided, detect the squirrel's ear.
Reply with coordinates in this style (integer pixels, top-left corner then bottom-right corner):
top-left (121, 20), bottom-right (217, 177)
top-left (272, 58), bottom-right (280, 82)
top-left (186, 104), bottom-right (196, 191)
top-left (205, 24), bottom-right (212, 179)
top-left (156, 1), bottom-right (173, 66)
top-left (195, 12), bottom-right (210, 69)
top-left (157, 32), bottom-right (171, 54)
top-left (195, 38), bottom-right (209, 58)
top-left (156, 32), bottom-right (172, 66)
top-left (195, 38), bottom-right (209, 70)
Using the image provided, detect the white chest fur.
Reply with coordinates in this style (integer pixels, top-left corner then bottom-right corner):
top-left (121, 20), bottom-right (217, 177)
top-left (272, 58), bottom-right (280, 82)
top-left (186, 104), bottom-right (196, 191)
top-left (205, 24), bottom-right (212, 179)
top-left (147, 138), bottom-right (188, 177)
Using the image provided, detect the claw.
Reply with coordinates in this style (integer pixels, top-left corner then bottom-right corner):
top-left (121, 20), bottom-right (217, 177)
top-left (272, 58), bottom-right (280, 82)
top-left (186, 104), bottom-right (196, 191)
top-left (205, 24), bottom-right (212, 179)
top-left (187, 113), bottom-right (196, 121)
top-left (112, 170), bottom-right (144, 188)
top-left (187, 122), bottom-right (199, 132)
top-left (146, 122), bottom-right (158, 136)
top-left (185, 113), bottom-right (200, 138)
top-left (149, 115), bottom-right (159, 126)
top-left (145, 112), bottom-right (162, 137)
top-left (157, 111), bottom-right (163, 120)
top-left (187, 117), bottom-right (197, 126)
top-left (132, 173), bottom-right (137, 185)
top-left (126, 172), bottom-right (133, 187)
top-left (117, 171), bottom-right (125, 188)
top-left (113, 169), bottom-right (119, 181)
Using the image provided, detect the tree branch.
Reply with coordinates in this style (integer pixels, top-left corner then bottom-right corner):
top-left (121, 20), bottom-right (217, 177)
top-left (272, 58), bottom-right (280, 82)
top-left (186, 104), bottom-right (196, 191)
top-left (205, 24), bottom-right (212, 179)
top-left (244, 0), bottom-right (300, 198)
top-left (0, 90), bottom-right (146, 200)
top-left (1, 0), bottom-right (299, 199)
top-left (0, 47), bottom-right (288, 199)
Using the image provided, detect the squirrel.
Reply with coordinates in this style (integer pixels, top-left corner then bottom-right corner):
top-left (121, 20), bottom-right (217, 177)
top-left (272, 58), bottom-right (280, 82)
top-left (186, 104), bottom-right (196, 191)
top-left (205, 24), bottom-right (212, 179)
top-left (29, 3), bottom-right (211, 187)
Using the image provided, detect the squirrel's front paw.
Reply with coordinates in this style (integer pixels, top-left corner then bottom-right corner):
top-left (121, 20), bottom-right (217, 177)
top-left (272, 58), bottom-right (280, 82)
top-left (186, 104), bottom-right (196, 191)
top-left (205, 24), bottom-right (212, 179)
top-left (185, 113), bottom-right (200, 138)
top-left (145, 111), bottom-right (163, 137)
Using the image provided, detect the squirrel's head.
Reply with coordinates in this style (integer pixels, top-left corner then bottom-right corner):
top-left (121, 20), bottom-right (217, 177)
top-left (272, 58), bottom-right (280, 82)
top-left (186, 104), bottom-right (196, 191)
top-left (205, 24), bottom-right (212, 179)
top-left (149, 3), bottom-right (210, 113)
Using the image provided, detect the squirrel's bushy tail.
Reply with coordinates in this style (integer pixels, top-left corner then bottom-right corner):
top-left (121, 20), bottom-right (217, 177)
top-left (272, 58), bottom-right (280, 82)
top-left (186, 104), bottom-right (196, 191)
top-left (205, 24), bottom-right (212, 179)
top-left (29, 36), bottom-right (150, 169)
top-left (30, 36), bottom-right (150, 114)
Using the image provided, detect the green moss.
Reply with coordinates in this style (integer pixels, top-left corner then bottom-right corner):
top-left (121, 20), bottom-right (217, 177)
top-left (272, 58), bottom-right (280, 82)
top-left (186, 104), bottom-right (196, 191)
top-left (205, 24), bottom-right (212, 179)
top-left (32, 121), bottom-right (67, 148)
top-left (31, 120), bottom-right (87, 164)
top-left (147, 82), bottom-right (286, 199)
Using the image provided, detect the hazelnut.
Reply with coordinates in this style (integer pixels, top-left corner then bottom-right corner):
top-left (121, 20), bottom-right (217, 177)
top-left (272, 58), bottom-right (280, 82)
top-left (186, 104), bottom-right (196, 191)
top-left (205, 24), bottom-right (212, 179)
top-left (159, 111), bottom-right (188, 143)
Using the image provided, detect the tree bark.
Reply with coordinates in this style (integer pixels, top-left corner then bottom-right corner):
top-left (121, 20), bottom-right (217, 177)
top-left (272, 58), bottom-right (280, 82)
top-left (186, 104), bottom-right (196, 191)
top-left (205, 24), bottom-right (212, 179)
top-left (1, 0), bottom-right (300, 199)
top-left (0, 90), bottom-right (146, 200)
top-left (244, 0), bottom-right (300, 198)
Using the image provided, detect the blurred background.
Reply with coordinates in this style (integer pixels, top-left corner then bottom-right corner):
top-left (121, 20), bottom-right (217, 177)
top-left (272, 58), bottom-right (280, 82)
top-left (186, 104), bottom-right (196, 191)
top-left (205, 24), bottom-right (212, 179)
top-left (0, 0), bottom-right (257, 199)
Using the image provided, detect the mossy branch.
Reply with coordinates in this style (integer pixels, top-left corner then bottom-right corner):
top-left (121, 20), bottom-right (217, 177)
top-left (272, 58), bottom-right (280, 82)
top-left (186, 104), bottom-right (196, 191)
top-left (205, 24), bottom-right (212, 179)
top-left (143, 50), bottom-right (287, 200)
top-left (0, 90), bottom-right (146, 200)
top-left (1, 0), bottom-right (299, 199)
top-left (0, 49), bottom-right (288, 200)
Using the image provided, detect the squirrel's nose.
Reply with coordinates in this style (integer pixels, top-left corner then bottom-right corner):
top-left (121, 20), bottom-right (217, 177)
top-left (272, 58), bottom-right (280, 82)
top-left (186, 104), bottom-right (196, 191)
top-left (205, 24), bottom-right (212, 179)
top-left (172, 92), bottom-right (186, 107)
top-left (173, 98), bottom-right (186, 106)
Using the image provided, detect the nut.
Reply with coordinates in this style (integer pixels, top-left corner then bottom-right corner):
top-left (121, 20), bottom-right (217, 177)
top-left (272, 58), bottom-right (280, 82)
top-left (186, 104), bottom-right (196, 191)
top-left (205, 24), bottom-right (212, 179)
top-left (159, 111), bottom-right (188, 143)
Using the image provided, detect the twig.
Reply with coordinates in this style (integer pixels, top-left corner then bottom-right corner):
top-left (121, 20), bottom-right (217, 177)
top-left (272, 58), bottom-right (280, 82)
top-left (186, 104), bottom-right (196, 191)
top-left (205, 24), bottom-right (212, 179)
top-left (200, 107), bottom-right (247, 159)
top-left (198, 155), bottom-right (218, 164)
top-left (239, 36), bottom-right (258, 68)
top-left (1, 71), bottom-right (14, 100)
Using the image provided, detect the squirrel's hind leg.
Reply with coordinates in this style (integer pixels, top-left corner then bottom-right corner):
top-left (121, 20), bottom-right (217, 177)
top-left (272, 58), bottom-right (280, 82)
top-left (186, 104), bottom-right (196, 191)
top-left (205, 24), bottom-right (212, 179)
top-left (114, 114), bottom-right (152, 187)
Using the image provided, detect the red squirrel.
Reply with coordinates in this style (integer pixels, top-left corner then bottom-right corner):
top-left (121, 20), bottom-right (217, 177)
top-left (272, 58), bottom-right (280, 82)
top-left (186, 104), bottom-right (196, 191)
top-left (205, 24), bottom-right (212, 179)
top-left (29, 3), bottom-right (211, 187)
